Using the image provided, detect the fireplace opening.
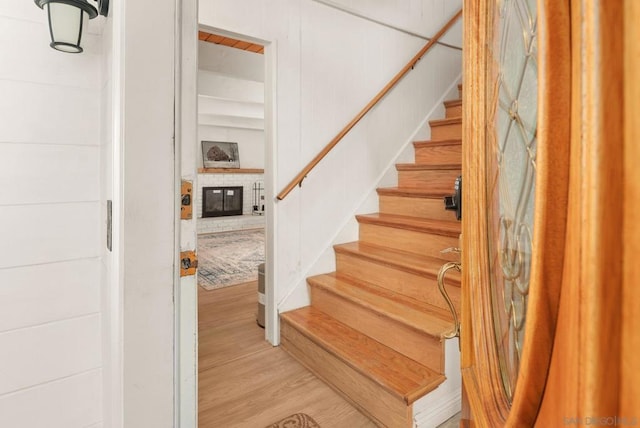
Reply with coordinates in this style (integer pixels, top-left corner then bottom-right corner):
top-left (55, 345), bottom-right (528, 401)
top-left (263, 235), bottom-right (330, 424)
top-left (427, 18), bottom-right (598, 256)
top-left (202, 186), bottom-right (243, 217)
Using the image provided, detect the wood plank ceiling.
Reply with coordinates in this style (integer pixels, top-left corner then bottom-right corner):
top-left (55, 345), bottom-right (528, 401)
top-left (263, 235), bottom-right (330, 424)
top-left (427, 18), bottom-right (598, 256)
top-left (198, 31), bottom-right (264, 54)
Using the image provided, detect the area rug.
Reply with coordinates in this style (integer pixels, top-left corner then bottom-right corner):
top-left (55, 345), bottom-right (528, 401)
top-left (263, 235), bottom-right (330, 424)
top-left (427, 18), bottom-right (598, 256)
top-left (198, 228), bottom-right (265, 290)
top-left (265, 413), bottom-right (321, 428)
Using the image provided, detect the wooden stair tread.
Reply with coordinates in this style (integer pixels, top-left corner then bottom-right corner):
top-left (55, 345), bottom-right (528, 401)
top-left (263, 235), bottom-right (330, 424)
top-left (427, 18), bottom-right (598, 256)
top-left (429, 117), bottom-right (462, 127)
top-left (281, 306), bottom-right (446, 404)
top-left (356, 213), bottom-right (461, 236)
top-left (413, 139), bottom-right (461, 148)
top-left (376, 186), bottom-right (451, 198)
top-left (309, 273), bottom-right (454, 336)
top-left (443, 99), bottom-right (462, 108)
top-left (396, 163), bottom-right (461, 171)
top-left (334, 241), bottom-right (461, 287)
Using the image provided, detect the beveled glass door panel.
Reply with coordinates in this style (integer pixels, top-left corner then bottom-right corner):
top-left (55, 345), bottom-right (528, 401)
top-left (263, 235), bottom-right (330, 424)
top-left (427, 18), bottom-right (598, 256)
top-left (486, 0), bottom-right (538, 402)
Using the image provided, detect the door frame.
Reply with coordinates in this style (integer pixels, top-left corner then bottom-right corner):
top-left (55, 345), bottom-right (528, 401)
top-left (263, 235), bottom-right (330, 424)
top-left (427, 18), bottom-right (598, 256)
top-left (174, 0), bottom-right (199, 425)
top-left (184, 24), bottom-right (279, 341)
top-left (174, 3), bottom-right (280, 425)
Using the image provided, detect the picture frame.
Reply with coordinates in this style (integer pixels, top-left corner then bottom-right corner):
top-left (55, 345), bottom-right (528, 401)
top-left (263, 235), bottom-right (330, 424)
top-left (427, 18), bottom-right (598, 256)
top-left (202, 141), bottom-right (240, 168)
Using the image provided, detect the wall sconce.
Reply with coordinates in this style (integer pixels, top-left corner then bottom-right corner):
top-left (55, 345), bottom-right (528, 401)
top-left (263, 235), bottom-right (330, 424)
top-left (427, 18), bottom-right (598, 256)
top-left (34, 0), bottom-right (109, 53)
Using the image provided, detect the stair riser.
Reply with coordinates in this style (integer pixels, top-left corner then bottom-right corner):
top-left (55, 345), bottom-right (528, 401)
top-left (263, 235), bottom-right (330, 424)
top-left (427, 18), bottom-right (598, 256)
top-left (431, 123), bottom-right (461, 140)
top-left (445, 104), bottom-right (462, 118)
top-left (379, 195), bottom-right (457, 221)
top-left (281, 321), bottom-right (412, 428)
top-left (397, 169), bottom-right (461, 192)
top-left (414, 143), bottom-right (462, 165)
top-left (335, 253), bottom-right (461, 314)
top-left (310, 285), bottom-right (444, 372)
top-left (359, 223), bottom-right (459, 260)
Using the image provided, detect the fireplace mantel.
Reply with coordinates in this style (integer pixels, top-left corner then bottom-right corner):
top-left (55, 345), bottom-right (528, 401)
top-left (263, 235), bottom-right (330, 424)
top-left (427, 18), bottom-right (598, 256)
top-left (198, 168), bottom-right (264, 174)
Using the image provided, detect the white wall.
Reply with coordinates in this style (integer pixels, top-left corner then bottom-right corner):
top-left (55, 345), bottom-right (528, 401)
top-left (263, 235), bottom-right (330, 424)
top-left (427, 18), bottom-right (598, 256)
top-left (199, 40), bottom-right (264, 81)
top-left (199, 0), bottom-right (462, 337)
top-left (0, 2), bottom-right (103, 427)
top-left (114, 0), bottom-right (177, 426)
top-left (311, 0), bottom-right (463, 47)
top-left (198, 42), bottom-right (265, 169)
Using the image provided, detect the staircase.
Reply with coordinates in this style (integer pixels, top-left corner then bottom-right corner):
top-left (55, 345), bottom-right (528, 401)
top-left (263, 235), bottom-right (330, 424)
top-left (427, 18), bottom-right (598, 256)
top-left (280, 84), bottom-right (463, 428)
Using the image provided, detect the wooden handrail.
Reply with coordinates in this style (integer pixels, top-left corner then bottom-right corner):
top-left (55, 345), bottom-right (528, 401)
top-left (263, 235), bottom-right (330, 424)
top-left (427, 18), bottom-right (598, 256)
top-left (276, 9), bottom-right (463, 200)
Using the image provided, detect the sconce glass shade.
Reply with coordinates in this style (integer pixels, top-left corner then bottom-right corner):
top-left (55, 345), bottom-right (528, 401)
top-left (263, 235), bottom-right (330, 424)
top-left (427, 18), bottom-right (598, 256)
top-left (34, 0), bottom-right (100, 53)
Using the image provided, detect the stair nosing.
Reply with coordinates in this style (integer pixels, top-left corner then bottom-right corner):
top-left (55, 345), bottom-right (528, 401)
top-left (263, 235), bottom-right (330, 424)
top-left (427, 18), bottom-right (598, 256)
top-left (308, 273), bottom-right (454, 338)
top-left (334, 241), bottom-right (461, 286)
top-left (429, 117), bottom-right (462, 126)
top-left (376, 187), bottom-right (451, 199)
top-left (443, 99), bottom-right (462, 107)
top-left (413, 139), bottom-right (461, 148)
top-left (281, 307), bottom-right (446, 403)
top-left (395, 163), bottom-right (461, 171)
top-left (356, 213), bottom-right (460, 237)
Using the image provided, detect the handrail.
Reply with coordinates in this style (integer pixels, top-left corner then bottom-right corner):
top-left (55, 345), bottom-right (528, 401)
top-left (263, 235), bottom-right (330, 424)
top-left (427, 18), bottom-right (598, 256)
top-left (276, 9), bottom-right (463, 201)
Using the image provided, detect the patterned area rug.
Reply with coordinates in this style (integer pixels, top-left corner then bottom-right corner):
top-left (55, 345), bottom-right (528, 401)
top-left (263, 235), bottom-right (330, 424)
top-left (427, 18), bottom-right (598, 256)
top-left (265, 413), bottom-right (321, 428)
top-left (198, 228), bottom-right (265, 290)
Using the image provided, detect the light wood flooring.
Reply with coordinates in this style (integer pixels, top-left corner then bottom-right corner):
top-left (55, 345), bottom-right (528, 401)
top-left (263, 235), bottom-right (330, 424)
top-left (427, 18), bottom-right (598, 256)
top-left (198, 281), bottom-right (377, 428)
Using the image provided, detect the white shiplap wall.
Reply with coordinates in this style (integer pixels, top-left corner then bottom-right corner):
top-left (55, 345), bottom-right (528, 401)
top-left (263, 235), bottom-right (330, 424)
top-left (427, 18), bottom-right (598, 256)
top-left (0, 3), bottom-right (103, 427)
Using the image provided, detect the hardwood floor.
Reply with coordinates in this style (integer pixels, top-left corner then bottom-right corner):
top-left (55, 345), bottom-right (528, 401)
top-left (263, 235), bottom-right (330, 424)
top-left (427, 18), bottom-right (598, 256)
top-left (198, 281), bottom-right (376, 428)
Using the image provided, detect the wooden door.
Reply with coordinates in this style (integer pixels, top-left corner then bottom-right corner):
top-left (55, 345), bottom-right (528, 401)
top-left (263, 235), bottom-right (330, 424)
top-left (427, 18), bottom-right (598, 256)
top-left (460, 0), bottom-right (639, 426)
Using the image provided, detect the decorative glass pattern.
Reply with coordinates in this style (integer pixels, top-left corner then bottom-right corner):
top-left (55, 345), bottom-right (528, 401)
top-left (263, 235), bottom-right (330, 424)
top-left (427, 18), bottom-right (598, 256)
top-left (486, 0), bottom-right (537, 402)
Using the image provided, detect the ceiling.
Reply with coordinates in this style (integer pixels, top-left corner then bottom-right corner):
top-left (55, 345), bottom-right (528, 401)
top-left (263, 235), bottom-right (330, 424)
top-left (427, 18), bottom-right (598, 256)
top-left (198, 31), bottom-right (264, 54)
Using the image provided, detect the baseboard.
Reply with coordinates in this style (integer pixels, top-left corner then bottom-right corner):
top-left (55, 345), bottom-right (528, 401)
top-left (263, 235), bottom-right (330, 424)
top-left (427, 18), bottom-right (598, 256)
top-left (413, 389), bottom-right (461, 428)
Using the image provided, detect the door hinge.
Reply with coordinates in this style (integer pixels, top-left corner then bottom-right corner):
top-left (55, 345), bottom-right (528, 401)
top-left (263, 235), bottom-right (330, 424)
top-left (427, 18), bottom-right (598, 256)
top-left (180, 251), bottom-right (198, 277)
top-left (181, 180), bottom-right (193, 220)
top-left (106, 200), bottom-right (112, 252)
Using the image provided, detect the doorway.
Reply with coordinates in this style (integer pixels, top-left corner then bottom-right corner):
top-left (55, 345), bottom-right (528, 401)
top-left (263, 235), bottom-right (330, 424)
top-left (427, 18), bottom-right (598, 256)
top-left (174, 0), bottom-right (279, 417)
top-left (192, 28), bottom-right (275, 425)
top-left (188, 27), bottom-right (278, 345)
top-left (195, 30), bottom-right (268, 302)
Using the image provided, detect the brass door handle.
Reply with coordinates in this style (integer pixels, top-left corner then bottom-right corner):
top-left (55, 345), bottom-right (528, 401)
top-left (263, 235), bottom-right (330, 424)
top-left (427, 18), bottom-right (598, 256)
top-left (437, 261), bottom-right (461, 341)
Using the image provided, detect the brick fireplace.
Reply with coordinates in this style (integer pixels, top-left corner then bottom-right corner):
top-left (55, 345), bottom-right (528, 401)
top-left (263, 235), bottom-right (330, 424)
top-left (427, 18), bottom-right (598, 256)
top-left (197, 172), bottom-right (265, 234)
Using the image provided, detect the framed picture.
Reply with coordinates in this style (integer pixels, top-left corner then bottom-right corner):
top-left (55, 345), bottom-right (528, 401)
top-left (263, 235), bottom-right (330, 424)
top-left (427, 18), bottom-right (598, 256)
top-left (202, 141), bottom-right (240, 168)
